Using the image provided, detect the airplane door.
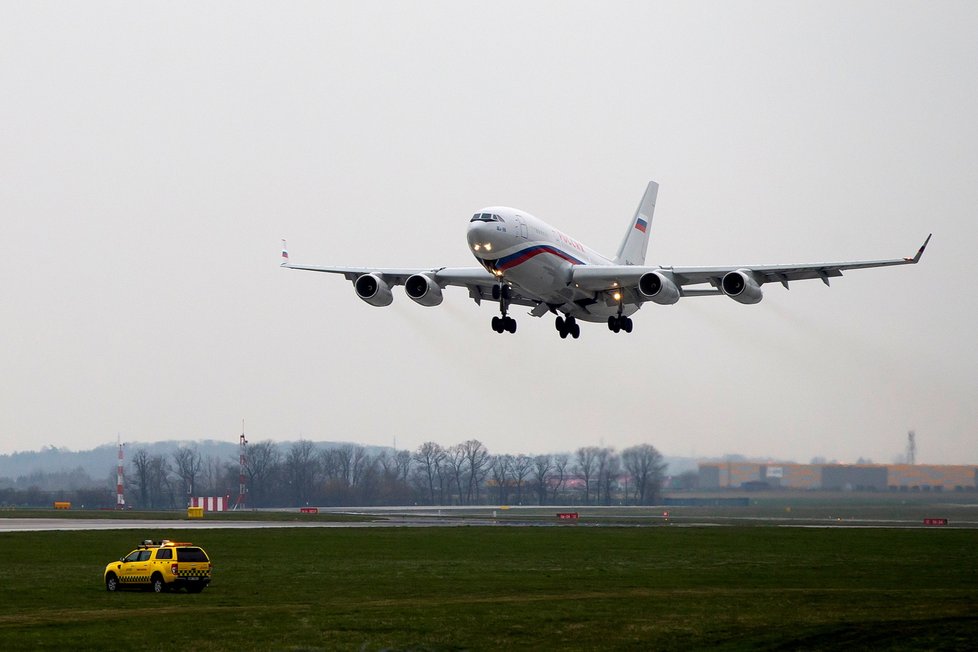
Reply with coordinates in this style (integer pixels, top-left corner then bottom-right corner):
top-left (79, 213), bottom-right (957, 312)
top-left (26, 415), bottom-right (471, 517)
top-left (514, 215), bottom-right (528, 239)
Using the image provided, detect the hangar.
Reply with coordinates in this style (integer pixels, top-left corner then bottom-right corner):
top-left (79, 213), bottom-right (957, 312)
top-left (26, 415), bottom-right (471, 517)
top-left (698, 462), bottom-right (978, 492)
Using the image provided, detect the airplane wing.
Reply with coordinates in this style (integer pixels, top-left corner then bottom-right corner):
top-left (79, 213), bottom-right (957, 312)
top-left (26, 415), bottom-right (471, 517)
top-left (281, 259), bottom-right (540, 308)
top-left (571, 234), bottom-right (932, 301)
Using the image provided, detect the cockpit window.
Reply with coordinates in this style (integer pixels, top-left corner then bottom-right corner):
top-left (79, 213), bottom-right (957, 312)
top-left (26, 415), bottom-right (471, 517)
top-left (470, 213), bottom-right (504, 223)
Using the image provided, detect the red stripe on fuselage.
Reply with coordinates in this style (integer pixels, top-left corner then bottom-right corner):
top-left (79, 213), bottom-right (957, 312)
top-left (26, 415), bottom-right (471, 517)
top-left (496, 245), bottom-right (583, 271)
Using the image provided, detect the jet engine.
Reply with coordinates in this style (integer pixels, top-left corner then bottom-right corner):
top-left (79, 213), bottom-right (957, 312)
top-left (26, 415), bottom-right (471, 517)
top-left (404, 273), bottom-right (444, 307)
top-left (637, 271), bottom-right (680, 305)
top-left (354, 273), bottom-right (393, 307)
top-left (721, 269), bottom-right (763, 304)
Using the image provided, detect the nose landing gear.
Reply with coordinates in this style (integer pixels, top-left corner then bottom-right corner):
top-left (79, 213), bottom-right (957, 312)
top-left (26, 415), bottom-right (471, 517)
top-left (491, 284), bottom-right (516, 334)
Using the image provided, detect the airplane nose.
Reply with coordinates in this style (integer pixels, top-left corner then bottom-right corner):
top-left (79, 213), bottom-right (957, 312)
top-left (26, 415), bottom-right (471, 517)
top-left (467, 220), bottom-right (491, 255)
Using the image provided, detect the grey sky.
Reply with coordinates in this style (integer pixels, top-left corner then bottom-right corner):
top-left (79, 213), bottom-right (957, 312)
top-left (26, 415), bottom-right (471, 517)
top-left (2, 2), bottom-right (976, 464)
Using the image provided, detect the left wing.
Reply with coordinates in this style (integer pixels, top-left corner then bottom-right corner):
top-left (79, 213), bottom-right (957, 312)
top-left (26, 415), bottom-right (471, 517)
top-left (571, 234), bottom-right (932, 303)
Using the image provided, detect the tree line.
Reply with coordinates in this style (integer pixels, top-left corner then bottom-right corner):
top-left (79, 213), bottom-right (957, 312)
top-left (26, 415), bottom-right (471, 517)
top-left (1, 440), bottom-right (667, 509)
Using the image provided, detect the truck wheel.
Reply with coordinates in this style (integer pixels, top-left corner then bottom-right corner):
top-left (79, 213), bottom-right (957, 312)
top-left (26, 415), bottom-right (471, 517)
top-left (105, 574), bottom-right (119, 592)
top-left (151, 575), bottom-right (166, 593)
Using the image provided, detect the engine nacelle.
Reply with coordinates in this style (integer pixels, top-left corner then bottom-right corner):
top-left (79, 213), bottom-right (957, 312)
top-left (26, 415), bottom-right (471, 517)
top-left (637, 271), bottom-right (680, 305)
top-left (354, 273), bottom-right (393, 307)
top-left (721, 269), bottom-right (763, 305)
top-left (404, 274), bottom-right (444, 307)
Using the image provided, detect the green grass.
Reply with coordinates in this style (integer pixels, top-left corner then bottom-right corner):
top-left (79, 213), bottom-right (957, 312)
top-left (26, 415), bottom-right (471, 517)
top-left (0, 526), bottom-right (975, 650)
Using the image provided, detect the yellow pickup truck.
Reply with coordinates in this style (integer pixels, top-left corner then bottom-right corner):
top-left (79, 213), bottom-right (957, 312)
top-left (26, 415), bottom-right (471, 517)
top-left (104, 540), bottom-right (211, 593)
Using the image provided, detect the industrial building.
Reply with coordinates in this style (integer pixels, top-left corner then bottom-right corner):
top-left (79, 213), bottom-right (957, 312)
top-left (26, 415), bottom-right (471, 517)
top-left (698, 462), bottom-right (978, 492)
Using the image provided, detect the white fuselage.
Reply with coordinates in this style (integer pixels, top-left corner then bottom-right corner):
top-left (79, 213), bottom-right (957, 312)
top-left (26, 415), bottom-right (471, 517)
top-left (466, 207), bottom-right (636, 322)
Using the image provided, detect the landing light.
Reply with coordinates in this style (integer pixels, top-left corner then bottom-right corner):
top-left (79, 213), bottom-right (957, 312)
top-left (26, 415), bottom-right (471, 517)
top-left (613, 291), bottom-right (622, 301)
top-left (484, 242), bottom-right (492, 251)
top-left (473, 244), bottom-right (481, 251)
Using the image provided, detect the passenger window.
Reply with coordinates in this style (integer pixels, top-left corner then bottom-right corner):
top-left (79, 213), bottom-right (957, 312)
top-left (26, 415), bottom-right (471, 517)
top-left (123, 551), bottom-right (140, 563)
top-left (137, 551), bottom-right (151, 562)
top-left (156, 548), bottom-right (172, 560)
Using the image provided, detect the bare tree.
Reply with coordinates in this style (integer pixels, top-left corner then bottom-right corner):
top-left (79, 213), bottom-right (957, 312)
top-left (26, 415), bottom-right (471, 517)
top-left (511, 454), bottom-right (533, 505)
top-left (350, 446), bottom-right (372, 489)
top-left (197, 454), bottom-right (227, 496)
top-left (412, 441), bottom-right (446, 504)
top-left (490, 454), bottom-right (512, 505)
top-left (128, 450), bottom-right (174, 509)
top-left (532, 454), bottom-right (553, 505)
top-left (244, 440), bottom-right (281, 507)
top-left (445, 444), bottom-right (467, 505)
top-left (285, 440), bottom-right (321, 506)
top-left (129, 448), bottom-right (152, 508)
top-left (622, 444), bottom-right (667, 505)
top-left (575, 446), bottom-right (599, 505)
top-left (595, 447), bottom-right (620, 506)
top-left (551, 453), bottom-right (569, 503)
top-left (462, 440), bottom-right (491, 504)
top-left (172, 446), bottom-right (203, 504)
top-left (149, 454), bottom-right (175, 508)
top-left (375, 449), bottom-right (412, 504)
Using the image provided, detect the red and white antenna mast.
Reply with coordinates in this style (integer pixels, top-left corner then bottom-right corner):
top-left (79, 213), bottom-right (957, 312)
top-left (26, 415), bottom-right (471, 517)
top-left (116, 436), bottom-right (126, 509)
top-left (234, 421), bottom-right (248, 510)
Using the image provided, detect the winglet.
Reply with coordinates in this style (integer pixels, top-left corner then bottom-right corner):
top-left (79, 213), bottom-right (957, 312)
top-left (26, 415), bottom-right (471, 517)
top-left (905, 234), bottom-right (932, 263)
top-left (281, 239), bottom-right (289, 266)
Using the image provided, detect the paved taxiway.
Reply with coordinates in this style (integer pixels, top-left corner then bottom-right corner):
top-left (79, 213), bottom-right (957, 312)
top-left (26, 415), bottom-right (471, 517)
top-left (0, 518), bottom-right (477, 533)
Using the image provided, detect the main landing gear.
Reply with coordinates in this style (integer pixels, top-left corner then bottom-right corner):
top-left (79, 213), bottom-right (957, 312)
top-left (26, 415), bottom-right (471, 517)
top-left (608, 315), bottom-right (633, 333)
top-left (492, 315), bottom-right (516, 334)
top-left (555, 315), bottom-right (580, 339)
top-left (491, 284), bottom-right (516, 334)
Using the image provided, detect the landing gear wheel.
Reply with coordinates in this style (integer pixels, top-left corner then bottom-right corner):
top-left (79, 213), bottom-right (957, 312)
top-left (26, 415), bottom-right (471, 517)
top-left (608, 315), bottom-right (632, 333)
top-left (557, 315), bottom-right (579, 339)
top-left (491, 284), bottom-right (512, 301)
top-left (492, 315), bottom-right (516, 334)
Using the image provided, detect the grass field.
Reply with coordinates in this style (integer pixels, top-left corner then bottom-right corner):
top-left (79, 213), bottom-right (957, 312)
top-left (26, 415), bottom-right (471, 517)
top-left (1, 523), bottom-right (976, 651)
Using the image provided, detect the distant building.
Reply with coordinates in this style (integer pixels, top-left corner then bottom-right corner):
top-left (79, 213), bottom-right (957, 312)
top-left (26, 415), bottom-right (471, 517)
top-left (698, 462), bottom-right (978, 491)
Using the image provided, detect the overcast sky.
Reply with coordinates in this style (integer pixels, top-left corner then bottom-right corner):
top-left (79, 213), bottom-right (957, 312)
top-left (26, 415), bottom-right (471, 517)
top-left (2, 2), bottom-right (976, 465)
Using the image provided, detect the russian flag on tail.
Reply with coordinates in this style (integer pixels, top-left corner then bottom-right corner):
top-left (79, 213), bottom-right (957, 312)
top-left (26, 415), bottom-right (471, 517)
top-left (634, 217), bottom-right (648, 233)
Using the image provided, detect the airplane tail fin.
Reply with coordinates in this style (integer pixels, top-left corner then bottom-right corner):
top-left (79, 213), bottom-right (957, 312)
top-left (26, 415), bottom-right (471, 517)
top-left (614, 180), bottom-right (658, 266)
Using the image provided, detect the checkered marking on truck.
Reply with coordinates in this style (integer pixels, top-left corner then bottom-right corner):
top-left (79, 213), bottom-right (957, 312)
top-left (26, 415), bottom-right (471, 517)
top-left (121, 574), bottom-right (150, 583)
top-left (178, 568), bottom-right (209, 578)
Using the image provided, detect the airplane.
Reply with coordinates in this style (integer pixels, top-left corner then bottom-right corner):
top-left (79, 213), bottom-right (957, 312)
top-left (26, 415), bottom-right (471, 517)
top-left (281, 180), bottom-right (931, 339)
